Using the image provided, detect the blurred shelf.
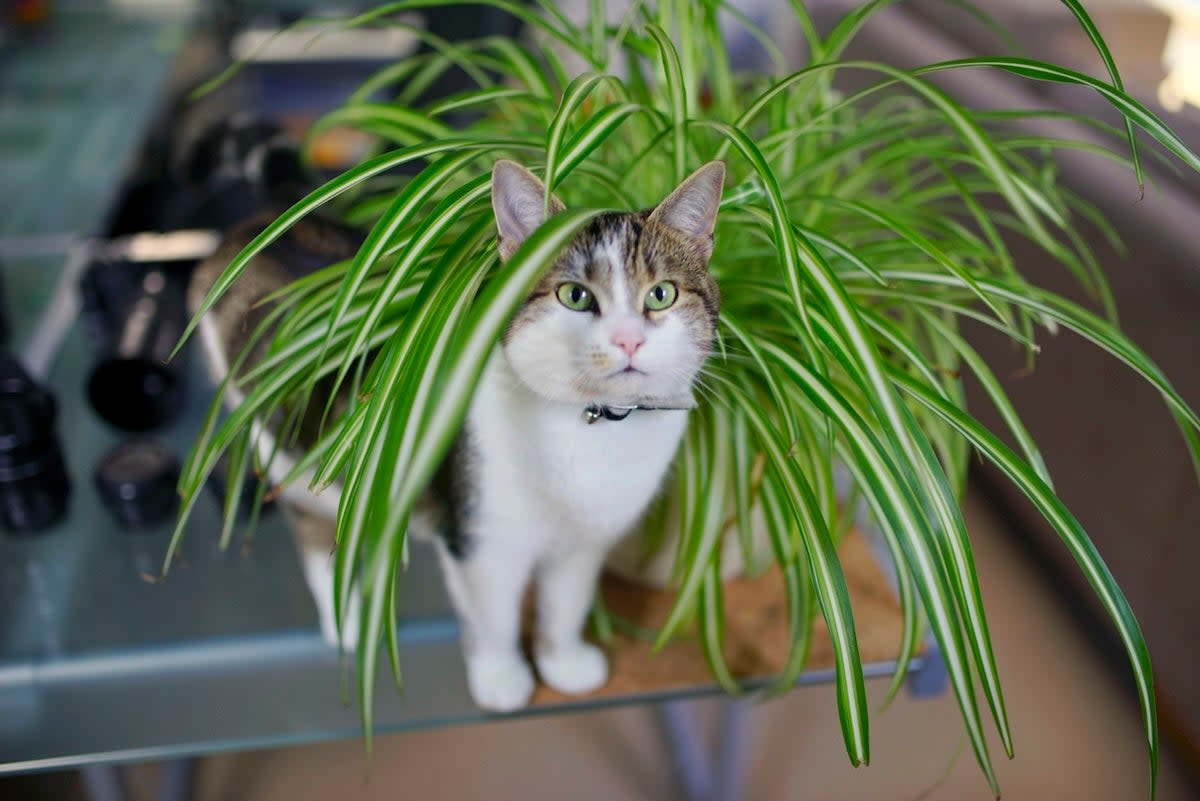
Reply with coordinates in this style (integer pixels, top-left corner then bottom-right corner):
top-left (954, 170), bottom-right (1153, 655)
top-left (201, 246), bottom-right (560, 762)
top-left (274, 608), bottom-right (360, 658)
top-left (0, 3), bottom-right (195, 241)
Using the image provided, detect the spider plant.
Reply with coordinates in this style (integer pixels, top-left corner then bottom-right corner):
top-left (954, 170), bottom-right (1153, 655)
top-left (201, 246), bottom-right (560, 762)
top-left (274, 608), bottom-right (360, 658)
top-left (175, 1), bottom-right (1200, 795)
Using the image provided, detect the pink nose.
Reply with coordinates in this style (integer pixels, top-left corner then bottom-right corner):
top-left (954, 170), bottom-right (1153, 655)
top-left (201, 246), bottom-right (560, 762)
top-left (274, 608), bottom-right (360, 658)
top-left (611, 328), bottom-right (645, 357)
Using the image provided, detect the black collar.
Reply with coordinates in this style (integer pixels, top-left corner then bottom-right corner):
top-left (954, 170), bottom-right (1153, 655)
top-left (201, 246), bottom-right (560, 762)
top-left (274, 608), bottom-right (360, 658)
top-left (582, 403), bottom-right (690, 424)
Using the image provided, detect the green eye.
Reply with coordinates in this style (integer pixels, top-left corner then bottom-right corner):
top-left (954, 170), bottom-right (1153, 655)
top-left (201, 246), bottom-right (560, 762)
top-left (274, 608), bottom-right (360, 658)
top-left (556, 282), bottom-right (595, 312)
top-left (645, 281), bottom-right (678, 311)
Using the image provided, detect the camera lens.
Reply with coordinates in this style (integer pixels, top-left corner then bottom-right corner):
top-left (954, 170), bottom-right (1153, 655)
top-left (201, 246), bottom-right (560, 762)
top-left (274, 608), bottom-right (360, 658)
top-left (0, 357), bottom-right (70, 534)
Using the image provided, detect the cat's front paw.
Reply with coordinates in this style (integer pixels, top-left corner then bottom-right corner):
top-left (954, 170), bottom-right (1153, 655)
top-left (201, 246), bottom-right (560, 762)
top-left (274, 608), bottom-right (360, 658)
top-left (536, 642), bottom-right (609, 696)
top-left (466, 652), bottom-right (535, 712)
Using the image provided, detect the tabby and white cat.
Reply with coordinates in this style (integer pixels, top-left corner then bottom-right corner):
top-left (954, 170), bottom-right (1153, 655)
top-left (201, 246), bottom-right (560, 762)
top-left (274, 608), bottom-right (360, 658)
top-left (189, 159), bottom-right (724, 711)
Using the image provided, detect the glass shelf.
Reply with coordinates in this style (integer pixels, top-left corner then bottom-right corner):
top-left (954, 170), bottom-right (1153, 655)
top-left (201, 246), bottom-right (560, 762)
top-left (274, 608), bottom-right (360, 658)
top-left (0, 317), bottom-right (923, 773)
top-left (0, 3), bottom-right (928, 776)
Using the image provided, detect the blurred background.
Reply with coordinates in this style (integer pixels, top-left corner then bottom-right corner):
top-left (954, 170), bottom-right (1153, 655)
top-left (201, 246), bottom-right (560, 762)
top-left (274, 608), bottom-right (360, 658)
top-left (1, 0), bottom-right (1198, 798)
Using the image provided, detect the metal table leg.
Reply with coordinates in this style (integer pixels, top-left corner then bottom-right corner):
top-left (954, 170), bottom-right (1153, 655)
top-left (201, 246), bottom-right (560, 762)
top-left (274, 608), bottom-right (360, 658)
top-left (161, 758), bottom-right (195, 801)
top-left (80, 758), bottom-right (193, 801)
top-left (713, 700), bottom-right (752, 801)
top-left (658, 697), bottom-right (753, 801)
top-left (658, 699), bottom-right (713, 801)
top-left (80, 765), bottom-right (128, 801)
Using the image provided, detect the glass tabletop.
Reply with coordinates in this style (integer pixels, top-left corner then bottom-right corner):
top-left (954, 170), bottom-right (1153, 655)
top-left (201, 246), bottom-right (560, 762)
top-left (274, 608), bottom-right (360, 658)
top-left (0, 3), bottom-right (923, 775)
top-left (0, 279), bottom-right (465, 774)
top-left (0, 316), bottom-right (919, 773)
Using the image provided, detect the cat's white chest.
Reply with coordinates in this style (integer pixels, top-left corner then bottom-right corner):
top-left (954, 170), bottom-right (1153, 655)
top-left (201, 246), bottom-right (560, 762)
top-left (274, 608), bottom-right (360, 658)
top-left (536, 405), bottom-right (685, 535)
top-left (469, 353), bottom-right (688, 546)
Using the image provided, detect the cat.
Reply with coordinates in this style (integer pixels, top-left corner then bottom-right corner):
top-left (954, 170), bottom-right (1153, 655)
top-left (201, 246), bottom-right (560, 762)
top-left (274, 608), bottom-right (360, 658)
top-left (188, 159), bottom-right (725, 711)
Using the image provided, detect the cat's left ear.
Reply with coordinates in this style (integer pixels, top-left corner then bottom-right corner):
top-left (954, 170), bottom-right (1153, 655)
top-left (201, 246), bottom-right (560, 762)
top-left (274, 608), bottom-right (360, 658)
top-left (648, 161), bottom-right (725, 262)
top-left (492, 160), bottom-right (566, 261)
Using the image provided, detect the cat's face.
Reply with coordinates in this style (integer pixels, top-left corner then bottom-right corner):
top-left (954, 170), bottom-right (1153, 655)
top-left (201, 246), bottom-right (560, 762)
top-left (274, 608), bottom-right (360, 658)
top-left (492, 161), bottom-right (724, 407)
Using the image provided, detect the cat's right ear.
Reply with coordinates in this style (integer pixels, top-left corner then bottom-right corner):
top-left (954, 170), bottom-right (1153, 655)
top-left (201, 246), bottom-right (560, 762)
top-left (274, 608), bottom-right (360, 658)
top-left (648, 161), bottom-right (725, 263)
top-left (492, 161), bottom-right (565, 261)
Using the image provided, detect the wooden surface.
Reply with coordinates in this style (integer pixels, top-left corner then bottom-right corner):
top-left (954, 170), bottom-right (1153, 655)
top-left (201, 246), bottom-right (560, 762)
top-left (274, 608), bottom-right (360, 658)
top-left (531, 527), bottom-right (906, 704)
